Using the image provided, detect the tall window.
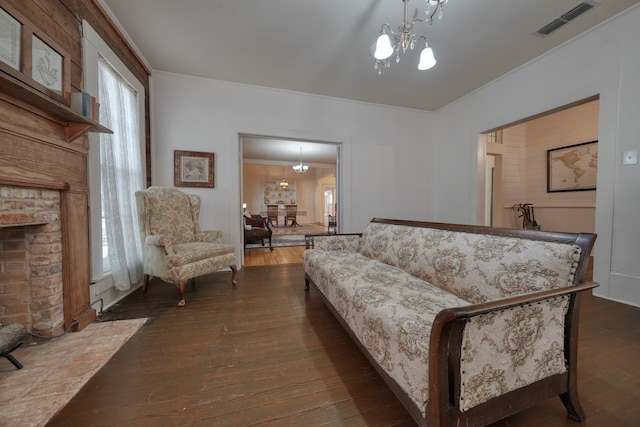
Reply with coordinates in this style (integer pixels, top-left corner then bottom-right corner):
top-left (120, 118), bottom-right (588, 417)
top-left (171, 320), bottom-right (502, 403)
top-left (83, 21), bottom-right (146, 291)
top-left (98, 56), bottom-right (144, 290)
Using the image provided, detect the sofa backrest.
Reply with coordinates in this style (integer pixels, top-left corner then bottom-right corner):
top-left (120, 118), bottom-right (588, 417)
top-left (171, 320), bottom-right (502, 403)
top-left (358, 220), bottom-right (586, 303)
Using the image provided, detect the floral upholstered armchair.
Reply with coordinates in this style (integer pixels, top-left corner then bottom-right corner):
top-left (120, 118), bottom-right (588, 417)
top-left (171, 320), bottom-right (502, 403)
top-left (135, 186), bottom-right (237, 307)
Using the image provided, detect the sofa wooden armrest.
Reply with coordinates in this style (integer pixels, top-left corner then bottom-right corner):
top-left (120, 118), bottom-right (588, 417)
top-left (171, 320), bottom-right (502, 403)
top-left (426, 281), bottom-right (598, 426)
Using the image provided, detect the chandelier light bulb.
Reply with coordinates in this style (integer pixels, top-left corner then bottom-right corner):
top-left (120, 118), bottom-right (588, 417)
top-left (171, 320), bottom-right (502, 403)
top-left (373, 0), bottom-right (448, 73)
top-left (418, 46), bottom-right (436, 70)
top-left (374, 33), bottom-right (394, 60)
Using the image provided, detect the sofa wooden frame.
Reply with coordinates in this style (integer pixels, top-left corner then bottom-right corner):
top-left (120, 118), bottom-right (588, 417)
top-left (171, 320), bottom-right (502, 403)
top-left (304, 218), bottom-right (597, 427)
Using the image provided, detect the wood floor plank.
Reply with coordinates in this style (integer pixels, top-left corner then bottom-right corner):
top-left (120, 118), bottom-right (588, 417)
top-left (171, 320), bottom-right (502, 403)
top-left (47, 260), bottom-right (640, 426)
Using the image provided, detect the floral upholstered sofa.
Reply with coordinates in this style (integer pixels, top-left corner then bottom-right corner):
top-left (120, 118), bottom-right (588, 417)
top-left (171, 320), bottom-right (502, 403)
top-left (303, 218), bottom-right (597, 426)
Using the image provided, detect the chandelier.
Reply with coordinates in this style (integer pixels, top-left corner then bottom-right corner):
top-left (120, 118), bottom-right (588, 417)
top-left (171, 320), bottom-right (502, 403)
top-left (292, 147), bottom-right (309, 174)
top-left (373, 0), bottom-right (449, 74)
top-left (279, 166), bottom-right (289, 188)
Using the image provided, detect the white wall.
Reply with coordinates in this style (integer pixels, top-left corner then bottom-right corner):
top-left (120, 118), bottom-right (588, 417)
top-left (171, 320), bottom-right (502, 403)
top-left (151, 72), bottom-right (435, 267)
top-left (151, 5), bottom-right (640, 307)
top-left (433, 5), bottom-right (640, 306)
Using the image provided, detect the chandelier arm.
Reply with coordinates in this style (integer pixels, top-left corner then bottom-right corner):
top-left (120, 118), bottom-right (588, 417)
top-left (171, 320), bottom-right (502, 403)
top-left (425, 0), bottom-right (445, 23)
top-left (412, 14), bottom-right (428, 25)
top-left (382, 22), bottom-right (400, 40)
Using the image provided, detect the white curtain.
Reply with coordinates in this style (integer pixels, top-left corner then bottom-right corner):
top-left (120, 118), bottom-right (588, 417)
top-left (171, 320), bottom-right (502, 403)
top-left (98, 56), bottom-right (144, 291)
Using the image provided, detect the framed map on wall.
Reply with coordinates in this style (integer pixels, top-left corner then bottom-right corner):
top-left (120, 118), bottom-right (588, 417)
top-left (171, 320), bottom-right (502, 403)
top-left (547, 141), bottom-right (598, 192)
top-left (263, 180), bottom-right (296, 206)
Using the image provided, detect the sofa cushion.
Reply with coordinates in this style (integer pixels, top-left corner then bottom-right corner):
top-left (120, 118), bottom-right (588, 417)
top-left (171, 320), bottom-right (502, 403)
top-left (358, 222), bottom-right (582, 303)
top-left (304, 249), bottom-right (469, 415)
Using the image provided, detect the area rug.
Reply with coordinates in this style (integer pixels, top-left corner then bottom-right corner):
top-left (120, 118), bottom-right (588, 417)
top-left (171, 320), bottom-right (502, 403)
top-left (0, 318), bottom-right (146, 427)
top-left (270, 223), bottom-right (318, 234)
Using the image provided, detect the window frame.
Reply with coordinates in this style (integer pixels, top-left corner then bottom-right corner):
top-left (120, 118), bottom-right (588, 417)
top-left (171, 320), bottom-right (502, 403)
top-left (82, 21), bottom-right (146, 284)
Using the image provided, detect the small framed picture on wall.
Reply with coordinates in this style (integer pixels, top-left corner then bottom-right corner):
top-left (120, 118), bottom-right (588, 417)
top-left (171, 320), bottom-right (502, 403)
top-left (174, 150), bottom-right (215, 188)
top-left (0, 6), bottom-right (21, 71)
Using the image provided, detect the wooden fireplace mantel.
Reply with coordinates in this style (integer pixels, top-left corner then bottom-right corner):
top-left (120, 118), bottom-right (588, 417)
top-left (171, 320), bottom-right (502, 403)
top-left (0, 73), bottom-right (112, 143)
top-left (0, 80), bottom-right (100, 332)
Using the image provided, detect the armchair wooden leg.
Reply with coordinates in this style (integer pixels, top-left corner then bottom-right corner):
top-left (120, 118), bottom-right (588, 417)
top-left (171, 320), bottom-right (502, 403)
top-left (142, 274), bottom-right (150, 293)
top-left (177, 281), bottom-right (187, 307)
top-left (230, 264), bottom-right (238, 286)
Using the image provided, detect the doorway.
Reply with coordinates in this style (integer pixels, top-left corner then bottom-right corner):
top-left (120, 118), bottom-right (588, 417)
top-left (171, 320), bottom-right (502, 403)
top-left (478, 97), bottom-right (598, 236)
top-left (240, 135), bottom-right (340, 266)
top-left (323, 185), bottom-right (336, 227)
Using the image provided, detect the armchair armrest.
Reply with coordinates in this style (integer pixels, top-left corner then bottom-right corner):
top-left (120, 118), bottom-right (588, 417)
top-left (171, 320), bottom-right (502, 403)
top-left (145, 234), bottom-right (174, 254)
top-left (426, 281), bottom-right (598, 424)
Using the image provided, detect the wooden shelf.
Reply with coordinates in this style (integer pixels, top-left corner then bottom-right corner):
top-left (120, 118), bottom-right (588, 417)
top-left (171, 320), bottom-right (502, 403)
top-left (0, 72), bottom-right (112, 142)
top-left (0, 221), bottom-right (49, 228)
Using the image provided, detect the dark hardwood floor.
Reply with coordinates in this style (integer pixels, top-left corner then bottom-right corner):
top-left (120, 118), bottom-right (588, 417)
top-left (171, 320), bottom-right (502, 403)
top-left (47, 263), bottom-right (640, 426)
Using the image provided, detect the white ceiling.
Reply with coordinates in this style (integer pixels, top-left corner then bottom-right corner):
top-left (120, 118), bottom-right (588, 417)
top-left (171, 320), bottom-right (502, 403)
top-left (101, 0), bottom-right (639, 112)
top-left (99, 0), bottom-right (639, 163)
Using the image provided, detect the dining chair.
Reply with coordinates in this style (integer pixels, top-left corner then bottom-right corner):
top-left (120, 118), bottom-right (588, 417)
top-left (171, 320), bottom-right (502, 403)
top-left (284, 204), bottom-right (298, 227)
top-left (267, 204), bottom-right (279, 227)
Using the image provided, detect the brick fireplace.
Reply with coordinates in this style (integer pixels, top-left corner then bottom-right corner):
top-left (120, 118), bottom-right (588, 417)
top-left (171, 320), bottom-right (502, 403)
top-left (0, 186), bottom-right (64, 336)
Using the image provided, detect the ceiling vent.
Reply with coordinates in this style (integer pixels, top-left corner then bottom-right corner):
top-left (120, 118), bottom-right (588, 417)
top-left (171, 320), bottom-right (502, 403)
top-left (534, 0), bottom-right (600, 37)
